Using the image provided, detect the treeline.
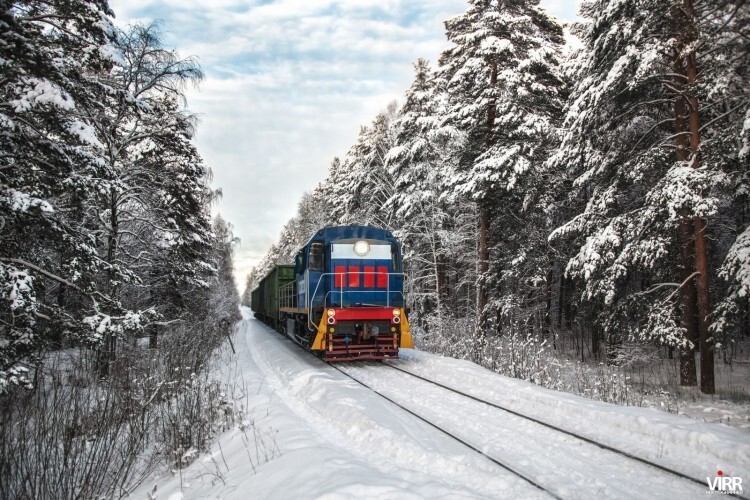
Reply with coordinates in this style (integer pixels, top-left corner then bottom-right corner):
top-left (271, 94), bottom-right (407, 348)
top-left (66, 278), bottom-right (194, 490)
top-left (1, 1), bottom-right (239, 496)
top-left (245, 0), bottom-right (749, 395)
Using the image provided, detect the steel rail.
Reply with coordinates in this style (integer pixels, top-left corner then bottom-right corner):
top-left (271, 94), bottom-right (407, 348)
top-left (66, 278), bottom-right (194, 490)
top-left (277, 330), bottom-right (559, 496)
top-left (384, 363), bottom-right (749, 500)
top-left (330, 364), bottom-right (562, 500)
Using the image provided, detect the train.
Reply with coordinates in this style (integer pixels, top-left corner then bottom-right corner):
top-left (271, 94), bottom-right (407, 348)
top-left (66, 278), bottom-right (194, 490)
top-left (251, 225), bottom-right (414, 361)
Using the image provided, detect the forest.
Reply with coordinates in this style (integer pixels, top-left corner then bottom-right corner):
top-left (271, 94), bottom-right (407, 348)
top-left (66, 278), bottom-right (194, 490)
top-left (2, 0), bottom-right (749, 496)
top-left (0, 1), bottom-right (240, 497)
top-left (243, 0), bottom-right (750, 401)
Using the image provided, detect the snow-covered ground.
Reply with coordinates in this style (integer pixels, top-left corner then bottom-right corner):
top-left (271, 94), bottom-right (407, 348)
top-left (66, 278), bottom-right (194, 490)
top-left (674, 357), bottom-right (750, 429)
top-left (133, 308), bottom-right (750, 499)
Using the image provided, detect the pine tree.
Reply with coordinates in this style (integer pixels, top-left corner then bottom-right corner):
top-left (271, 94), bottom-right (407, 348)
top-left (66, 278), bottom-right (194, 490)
top-left (551, 0), bottom-right (748, 392)
top-left (439, 0), bottom-right (565, 340)
top-left (385, 59), bottom-right (464, 326)
top-left (338, 103), bottom-right (399, 228)
top-left (209, 216), bottom-right (241, 326)
top-left (703, 0), bottom-right (750, 372)
top-left (0, 0), bottom-right (117, 388)
top-left (140, 97), bottom-right (216, 348)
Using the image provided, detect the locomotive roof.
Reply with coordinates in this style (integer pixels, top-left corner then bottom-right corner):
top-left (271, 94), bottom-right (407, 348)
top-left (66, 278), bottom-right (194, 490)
top-left (305, 225), bottom-right (395, 246)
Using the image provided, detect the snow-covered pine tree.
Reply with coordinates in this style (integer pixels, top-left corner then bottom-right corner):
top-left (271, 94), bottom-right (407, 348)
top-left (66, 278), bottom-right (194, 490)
top-left (207, 216), bottom-right (241, 328)
top-left (551, 0), bottom-right (690, 378)
top-left (241, 273), bottom-right (254, 307)
top-left (276, 217), bottom-right (305, 264)
top-left (386, 59), bottom-right (456, 219)
top-left (701, 0), bottom-right (750, 372)
top-left (0, 0), bottom-right (118, 388)
top-left (438, 0), bottom-right (565, 340)
top-left (337, 103), bottom-right (399, 228)
top-left (138, 96), bottom-right (216, 348)
top-left (242, 267), bottom-right (261, 306)
top-left (384, 58), bottom-right (467, 329)
top-left (551, 0), bottom-right (747, 392)
top-left (297, 186), bottom-right (336, 236)
top-left (246, 243), bottom-right (282, 295)
top-left (321, 157), bottom-right (349, 224)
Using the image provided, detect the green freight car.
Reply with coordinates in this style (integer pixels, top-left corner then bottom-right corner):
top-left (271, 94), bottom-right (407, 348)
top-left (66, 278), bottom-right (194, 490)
top-left (250, 265), bottom-right (295, 330)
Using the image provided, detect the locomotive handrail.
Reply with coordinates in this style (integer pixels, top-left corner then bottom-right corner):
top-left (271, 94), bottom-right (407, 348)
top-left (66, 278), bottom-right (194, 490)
top-left (307, 271), bottom-right (405, 331)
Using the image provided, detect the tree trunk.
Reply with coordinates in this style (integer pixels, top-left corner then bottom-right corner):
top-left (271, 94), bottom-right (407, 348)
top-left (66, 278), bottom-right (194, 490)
top-left (673, 40), bottom-right (699, 387)
top-left (476, 61), bottom-right (498, 335)
top-left (436, 250), bottom-right (447, 312)
top-left (544, 266), bottom-right (553, 339)
top-left (106, 191), bottom-right (118, 278)
top-left (149, 324), bottom-right (158, 349)
top-left (592, 324), bottom-right (600, 358)
top-left (684, 0), bottom-right (714, 394)
top-left (557, 272), bottom-right (565, 329)
top-left (98, 190), bottom-right (120, 377)
top-left (678, 220), bottom-right (699, 385)
top-left (694, 217), bottom-right (714, 393)
top-left (477, 206), bottom-right (490, 329)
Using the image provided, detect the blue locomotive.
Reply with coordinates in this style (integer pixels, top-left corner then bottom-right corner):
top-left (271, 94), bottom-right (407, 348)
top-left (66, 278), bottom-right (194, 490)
top-left (253, 225), bottom-right (413, 361)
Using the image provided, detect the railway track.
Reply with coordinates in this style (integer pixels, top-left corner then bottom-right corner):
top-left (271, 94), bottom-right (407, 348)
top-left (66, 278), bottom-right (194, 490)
top-left (277, 332), bottom-right (558, 496)
top-left (332, 362), bottom-right (747, 500)
top-left (268, 324), bottom-right (744, 499)
top-left (382, 364), bottom-right (741, 495)
top-left (329, 363), bottom-right (562, 499)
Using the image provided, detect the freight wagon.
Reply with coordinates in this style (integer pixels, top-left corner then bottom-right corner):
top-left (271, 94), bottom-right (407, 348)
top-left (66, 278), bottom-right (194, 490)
top-left (250, 264), bottom-right (295, 330)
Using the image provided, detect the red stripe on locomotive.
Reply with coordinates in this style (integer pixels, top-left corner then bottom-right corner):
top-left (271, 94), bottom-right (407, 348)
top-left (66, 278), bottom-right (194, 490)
top-left (348, 266), bottom-right (360, 287)
top-left (334, 265), bottom-right (345, 287)
top-left (364, 266), bottom-right (375, 288)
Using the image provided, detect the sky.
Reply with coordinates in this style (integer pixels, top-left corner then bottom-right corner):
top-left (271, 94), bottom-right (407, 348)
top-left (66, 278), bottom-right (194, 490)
top-left (107, 0), bottom-right (581, 292)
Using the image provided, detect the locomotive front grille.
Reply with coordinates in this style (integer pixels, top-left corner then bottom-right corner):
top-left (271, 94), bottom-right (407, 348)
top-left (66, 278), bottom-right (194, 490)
top-left (320, 319), bottom-right (398, 361)
top-left (323, 334), bottom-right (399, 362)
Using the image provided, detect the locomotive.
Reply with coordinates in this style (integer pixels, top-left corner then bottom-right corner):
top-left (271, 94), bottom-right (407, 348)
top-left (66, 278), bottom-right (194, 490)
top-left (250, 225), bottom-right (414, 361)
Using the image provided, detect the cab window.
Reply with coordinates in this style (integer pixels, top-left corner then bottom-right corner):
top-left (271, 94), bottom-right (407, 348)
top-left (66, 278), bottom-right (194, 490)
top-left (295, 252), bottom-right (305, 274)
top-left (391, 243), bottom-right (401, 272)
top-left (309, 242), bottom-right (324, 271)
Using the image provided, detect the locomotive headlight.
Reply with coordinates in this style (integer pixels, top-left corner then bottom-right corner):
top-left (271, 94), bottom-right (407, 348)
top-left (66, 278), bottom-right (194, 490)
top-left (327, 309), bottom-right (336, 317)
top-left (353, 240), bottom-right (370, 256)
top-left (392, 308), bottom-right (401, 324)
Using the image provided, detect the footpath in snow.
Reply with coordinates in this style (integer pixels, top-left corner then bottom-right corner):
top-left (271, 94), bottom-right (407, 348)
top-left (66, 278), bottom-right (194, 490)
top-left (134, 308), bottom-right (750, 499)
